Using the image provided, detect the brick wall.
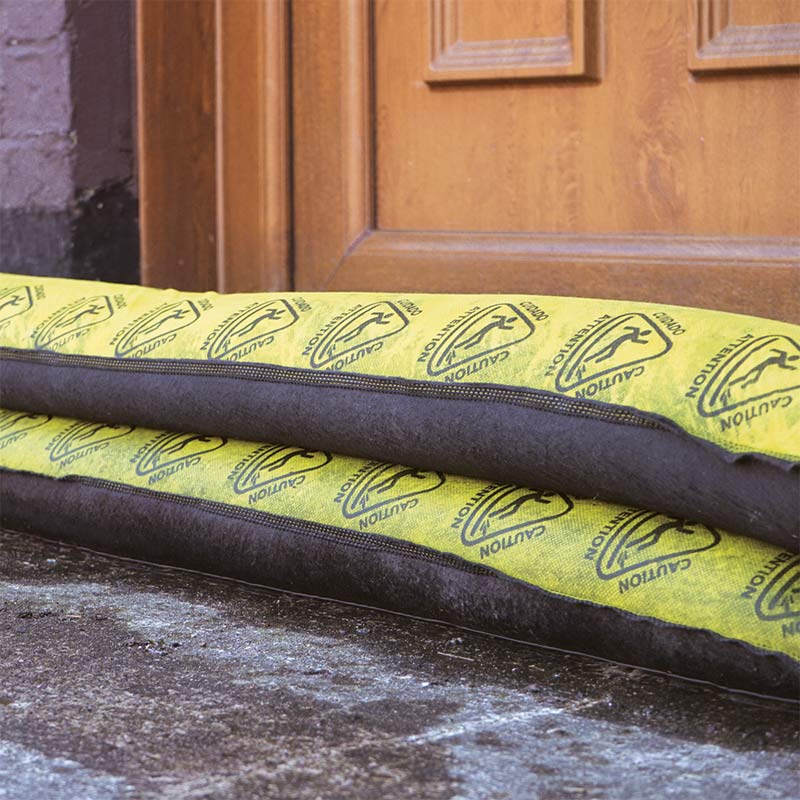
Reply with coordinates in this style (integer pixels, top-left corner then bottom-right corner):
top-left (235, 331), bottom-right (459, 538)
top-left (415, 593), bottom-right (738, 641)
top-left (0, 0), bottom-right (138, 282)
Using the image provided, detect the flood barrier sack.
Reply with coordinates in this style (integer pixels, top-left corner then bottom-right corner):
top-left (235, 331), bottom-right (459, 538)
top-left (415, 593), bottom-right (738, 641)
top-left (0, 273), bottom-right (798, 550)
top-left (0, 409), bottom-right (797, 698)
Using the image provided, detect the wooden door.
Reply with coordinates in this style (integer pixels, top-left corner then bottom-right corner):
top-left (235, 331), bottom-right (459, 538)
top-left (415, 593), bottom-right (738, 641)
top-left (292, 0), bottom-right (800, 320)
top-left (137, 0), bottom-right (800, 321)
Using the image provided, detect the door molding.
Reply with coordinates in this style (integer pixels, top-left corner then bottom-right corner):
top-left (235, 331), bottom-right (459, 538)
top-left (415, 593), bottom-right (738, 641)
top-left (138, 0), bottom-right (800, 321)
top-left (137, 0), bottom-right (291, 292)
top-left (293, 0), bottom-right (799, 321)
top-left (425, 0), bottom-right (602, 83)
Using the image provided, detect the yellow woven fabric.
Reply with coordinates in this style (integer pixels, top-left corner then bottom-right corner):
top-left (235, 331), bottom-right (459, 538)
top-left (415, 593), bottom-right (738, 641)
top-left (0, 274), bottom-right (798, 461)
top-left (1, 408), bottom-right (797, 661)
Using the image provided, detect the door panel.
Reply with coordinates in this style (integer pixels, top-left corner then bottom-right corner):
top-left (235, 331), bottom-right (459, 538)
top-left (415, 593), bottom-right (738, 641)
top-left (689, 0), bottom-right (800, 72)
top-left (380, 0), bottom-right (795, 236)
top-left (292, 0), bottom-right (800, 321)
top-left (424, 0), bottom-right (601, 82)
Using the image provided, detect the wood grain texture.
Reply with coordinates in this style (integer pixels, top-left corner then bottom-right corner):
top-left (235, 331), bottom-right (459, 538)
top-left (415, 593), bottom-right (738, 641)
top-left (292, 0), bottom-right (800, 321)
top-left (137, 0), bottom-right (217, 290)
top-left (335, 231), bottom-right (800, 323)
top-left (138, 0), bottom-right (290, 292)
top-left (375, 0), bottom-right (800, 235)
top-left (292, 0), bottom-right (373, 290)
top-left (141, 0), bottom-right (799, 320)
top-left (689, 0), bottom-right (800, 72)
top-left (216, 0), bottom-right (291, 292)
top-left (426, 0), bottom-right (602, 82)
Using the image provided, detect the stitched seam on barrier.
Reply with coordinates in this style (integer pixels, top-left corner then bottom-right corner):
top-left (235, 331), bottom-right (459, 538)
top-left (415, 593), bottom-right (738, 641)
top-left (5, 349), bottom-right (798, 463)
top-left (1, 466), bottom-right (796, 681)
top-left (1, 468), bottom-right (793, 675)
top-left (60, 474), bottom-right (496, 577)
top-left (0, 347), bottom-right (672, 432)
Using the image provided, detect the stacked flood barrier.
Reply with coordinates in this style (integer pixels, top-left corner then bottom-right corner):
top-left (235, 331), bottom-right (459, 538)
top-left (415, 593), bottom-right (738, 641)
top-left (0, 274), bottom-right (797, 697)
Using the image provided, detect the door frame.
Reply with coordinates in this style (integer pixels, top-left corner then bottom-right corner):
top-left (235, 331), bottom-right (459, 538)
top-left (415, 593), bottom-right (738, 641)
top-left (137, 0), bottom-right (291, 292)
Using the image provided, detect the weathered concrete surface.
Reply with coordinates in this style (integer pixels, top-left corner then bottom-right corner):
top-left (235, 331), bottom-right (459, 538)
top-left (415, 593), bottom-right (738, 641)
top-left (0, 529), bottom-right (797, 800)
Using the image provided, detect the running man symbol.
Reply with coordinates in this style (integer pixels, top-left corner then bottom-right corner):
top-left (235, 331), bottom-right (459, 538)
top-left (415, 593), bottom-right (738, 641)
top-left (157, 435), bottom-right (216, 458)
top-left (697, 334), bottom-right (800, 416)
top-left (0, 294), bottom-right (24, 313)
top-left (138, 307), bottom-right (193, 338)
top-left (426, 303), bottom-right (536, 377)
top-left (0, 410), bottom-right (51, 444)
top-left (341, 462), bottom-right (445, 519)
top-left (73, 423), bottom-right (123, 444)
top-left (34, 296), bottom-right (116, 349)
top-left (445, 314), bottom-right (518, 365)
top-left (723, 348), bottom-right (799, 402)
top-left (460, 314), bottom-right (518, 350)
top-left (55, 303), bottom-right (107, 330)
top-left (264, 449), bottom-right (320, 473)
top-left (0, 287), bottom-right (34, 324)
top-left (556, 312), bottom-right (672, 392)
top-left (53, 423), bottom-right (125, 457)
top-left (0, 411), bottom-right (44, 434)
top-left (587, 326), bottom-right (652, 364)
top-left (310, 301), bottom-right (409, 369)
top-left (460, 485), bottom-right (573, 547)
top-left (229, 307), bottom-right (285, 340)
top-left (136, 433), bottom-right (226, 476)
top-left (617, 520), bottom-right (695, 570)
top-left (479, 490), bottom-right (554, 535)
top-left (359, 468), bottom-right (429, 510)
top-left (232, 446), bottom-right (331, 495)
top-left (596, 511), bottom-right (719, 579)
top-left (337, 310), bottom-right (395, 345)
top-left (114, 300), bottom-right (201, 357)
top-left (487, 490), bottom-right (554, 522)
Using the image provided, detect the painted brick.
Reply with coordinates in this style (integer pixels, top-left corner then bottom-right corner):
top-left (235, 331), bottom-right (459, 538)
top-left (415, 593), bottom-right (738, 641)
top-left (0, 0), bottom-right (67, 43)
top-left (0, 207), bottom-right (72, 274)
top-left (0, 38), bottom-right (5, 136)
top-left (0, 0), bottom-right (137, 282)
top-left (0, 135), bottom-right (73, 208)
top-left (1, 36), bottom-right (71, 136)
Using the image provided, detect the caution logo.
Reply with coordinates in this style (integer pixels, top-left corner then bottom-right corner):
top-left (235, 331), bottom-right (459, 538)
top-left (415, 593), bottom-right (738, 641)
top-left (337, 462), bottom-right (445, 523)
top-left (555, 313), bottom-right (672, 393)
top-left (47, 421), bottom-right (135, 468)
top-left (697, 335), bottom-right (800, 417)
top-left (34, 295), bottom-right (115, 349)
top-left (229, 444), bottom-right (332, 504)
top-left (755, 557), bottom-right (800, 622)
top-left (423, 303), bottom-right (536, 379)
top-left (306, 302), bottom-right (409, 370)
top-left (594, 511), bottom-right (720, 581)
top-left (132, 432), bottom-right (226, 485)
top-left (113, 300), bottom-right (201, 358)
top-left (0, 410), bottom-right (51, 450)
top-left (204, 300), bottom-right (298, 361)
top-left (0, 285), bottom-right (33, 325)
top-left (457, 485), bottom-right (573, 552)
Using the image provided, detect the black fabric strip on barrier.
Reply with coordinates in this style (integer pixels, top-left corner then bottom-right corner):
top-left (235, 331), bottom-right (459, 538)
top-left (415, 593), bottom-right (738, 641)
top-left (2, 354), bottom-right (797, 549)
top-left (1, 469), bottom-right (796, 699)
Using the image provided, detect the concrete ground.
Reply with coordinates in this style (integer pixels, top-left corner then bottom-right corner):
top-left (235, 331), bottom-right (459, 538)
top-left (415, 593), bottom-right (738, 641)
top-left (0, 529), bottom-right (797, 800)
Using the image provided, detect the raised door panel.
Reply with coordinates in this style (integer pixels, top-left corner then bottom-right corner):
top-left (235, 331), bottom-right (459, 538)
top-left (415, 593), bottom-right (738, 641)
top-left (292, 0), bottom-right (800, 321)
top-left (689, 0), bottom-right (800, 72)
top-left (426, 0), bottom-right (602, 81)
